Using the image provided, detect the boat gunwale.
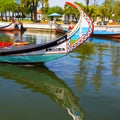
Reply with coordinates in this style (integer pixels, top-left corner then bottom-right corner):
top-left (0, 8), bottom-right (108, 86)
top-left (0, 22), bottom-right (13, 29)
top-left (0, 34), bottom-right (67, 56)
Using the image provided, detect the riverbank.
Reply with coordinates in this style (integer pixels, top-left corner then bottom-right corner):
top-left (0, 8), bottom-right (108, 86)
top-left (0, 22), bottom-right (57, 32)
top-left (94, 25), bottom-right (120, 32)
top-left (0, 21), bottom-right (120, 32)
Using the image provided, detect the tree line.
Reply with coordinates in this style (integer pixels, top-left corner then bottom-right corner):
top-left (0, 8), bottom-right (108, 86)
top-left (0, 0), bottom-right (120, 23)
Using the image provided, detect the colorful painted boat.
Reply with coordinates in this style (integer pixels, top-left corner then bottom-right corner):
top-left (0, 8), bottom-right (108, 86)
top-left (92, 30), bottom-right (120, 39)
top-left (0, 63), bottom-right (85, 119)
top-left (0, 1), bottom-right (94, 64)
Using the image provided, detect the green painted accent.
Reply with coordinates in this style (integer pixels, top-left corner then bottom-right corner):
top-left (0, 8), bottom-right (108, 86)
top-left (70, 39), bottom-right (77, 44)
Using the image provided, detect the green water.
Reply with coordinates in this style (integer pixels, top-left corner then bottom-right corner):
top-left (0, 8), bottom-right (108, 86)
top-left (0, 64), bottom-right (74, 120)
top-left (0, 32), bottom-right (120, 120)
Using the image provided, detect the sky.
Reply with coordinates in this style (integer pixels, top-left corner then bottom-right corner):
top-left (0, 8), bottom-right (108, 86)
top-left (49, 0), bottom-right (104, 7)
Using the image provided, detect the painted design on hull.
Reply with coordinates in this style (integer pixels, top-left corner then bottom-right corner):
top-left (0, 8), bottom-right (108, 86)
top-left (68, 10), bottom-right (94, 52)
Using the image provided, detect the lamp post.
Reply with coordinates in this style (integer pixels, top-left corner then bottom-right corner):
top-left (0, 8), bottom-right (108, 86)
top-left (112, 13), bottom-right (114, 22)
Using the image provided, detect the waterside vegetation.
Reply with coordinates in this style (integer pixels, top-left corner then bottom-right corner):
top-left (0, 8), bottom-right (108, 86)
top-left (0, 0), bottom-right (120, 24)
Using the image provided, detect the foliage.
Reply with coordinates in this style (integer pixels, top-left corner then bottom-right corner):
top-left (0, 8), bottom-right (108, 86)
top-left (86, 0), bottom-right (120, 22)
top-left (20, 0), bottom-right (49, 22)
top-left (47, 6), bottom-right (64, 15)
top-left (0, 0), bottom-right (16, 12)
top-left (87, 6), bottom-right (99, 18)
top-left (112, 1), bottom-right (120, 21)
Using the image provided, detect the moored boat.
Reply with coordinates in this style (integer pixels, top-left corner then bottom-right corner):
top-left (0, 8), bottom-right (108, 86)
top-left (92, 30), bottom-right (120, 40)
top-left (0, 21), bottom-right (26, 32)
top-left (0, 1), bottom-right (94, 64)
top-left (55, 24), bottom-right (68, 34)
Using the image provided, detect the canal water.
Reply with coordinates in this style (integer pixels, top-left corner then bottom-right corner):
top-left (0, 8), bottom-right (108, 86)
top-left (0, 31), bottom-right (120, 120)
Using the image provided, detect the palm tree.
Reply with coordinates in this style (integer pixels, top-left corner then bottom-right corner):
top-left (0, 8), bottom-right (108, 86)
top-left (21, 0), bottom-right (48, 22)
top-left (84, 0), bottom-right (89, 6)
top-left (93, 0), bottom-right (97, 6)
top-left (84, 0), bottom-right (89, 12)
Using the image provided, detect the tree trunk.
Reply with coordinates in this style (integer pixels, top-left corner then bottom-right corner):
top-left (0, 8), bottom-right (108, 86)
top-left (1, 12), bottom-right (3, 21)
top-left (5, 12), bottom-right (7, 21)
top-left (30, 4), bottom-right (33, 21)
top-left (33, 1), bottom-right (37, 23)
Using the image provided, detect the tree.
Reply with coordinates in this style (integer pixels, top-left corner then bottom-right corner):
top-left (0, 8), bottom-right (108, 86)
top-left (84, 0), bottom-right (89, 12)
top-left (0, 0), bottom-right (17, 21)
top-left (87, 6), bottom-right (100, 20)
top-left (99, 0), bottom-right (114, 21)
top-left (47, 6), bottom-right (63, 15)
top-left (112, 1), bottom-right (120, 21)
top-left (21, 0), bottom-right (48, 22)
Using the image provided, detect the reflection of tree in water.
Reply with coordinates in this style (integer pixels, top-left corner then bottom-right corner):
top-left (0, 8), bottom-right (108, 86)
top-left (0, 64), bottom-right (85, 120)
top-left (91, 45), bottom-right (105, 91)
top-left (73, 37), bottom-right (120, 91)
top-left (111, 46), bottom-right (120, 77)
top-left (73, 41), bottom-right (111, 91)
top-left (73, 43), bottom-right (95, 92)
top-left (14, 32), bottom-right (36, 44)
top-left (0, 33), bottom-right (10, 42)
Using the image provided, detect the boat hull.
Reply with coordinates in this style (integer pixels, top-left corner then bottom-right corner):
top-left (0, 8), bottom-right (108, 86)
top-left (0, 22), bottom-right (26, 32)
top-left (0, 28), bottom-right (20, 31)
top-left (0, 53), bottom-right (65, 64)
top-left (92, 30), bottom-right (120, 40)
top-left (92, 33), bottom-right (120, 39)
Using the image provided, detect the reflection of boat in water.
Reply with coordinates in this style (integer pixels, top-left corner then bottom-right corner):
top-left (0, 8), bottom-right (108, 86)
top-left (0, 31), bottom-right (28, 48)
top-left (0, 63), bottom-right (85, 120)
top-left (0, 2), bottom-right (93, 64)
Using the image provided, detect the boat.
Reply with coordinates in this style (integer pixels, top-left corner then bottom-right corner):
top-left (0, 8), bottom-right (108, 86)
top-left (55, 21), bottom-right (75, 33)
top-left (92, 30), bottom-right (120, 40)
top-left (0, 63), bottom-right (85, 120)
top-left (55, 24), bottom-right (68, 34)
top-left (0, 21), bottom-right (26, 32)
top-left (0, 1), bottom-right (94, 64)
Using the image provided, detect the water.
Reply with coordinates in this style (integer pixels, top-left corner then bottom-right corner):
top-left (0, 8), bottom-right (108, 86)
top-left (0, 31), bottom-right (120, 120)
